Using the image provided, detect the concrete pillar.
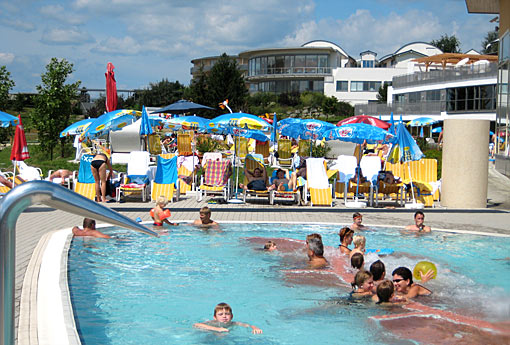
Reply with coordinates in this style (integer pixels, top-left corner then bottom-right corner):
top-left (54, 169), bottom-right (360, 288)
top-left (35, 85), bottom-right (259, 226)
top-left (441, 119), bottom-right (489, 208)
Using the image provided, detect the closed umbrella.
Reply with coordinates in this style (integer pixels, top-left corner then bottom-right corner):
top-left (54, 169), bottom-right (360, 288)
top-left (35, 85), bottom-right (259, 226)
top-left (140, 106), bottom-right (153, 151)
top-left (10, 115), bottom-right (30, 186)
top-left (105, 62), bottom-right (117, 113)
top-left (0, 111), bottom-right (18, 127)
top-left (387, 122), bottom-right (424, 208)
top-left (337, 115), bottom-right (390, 130)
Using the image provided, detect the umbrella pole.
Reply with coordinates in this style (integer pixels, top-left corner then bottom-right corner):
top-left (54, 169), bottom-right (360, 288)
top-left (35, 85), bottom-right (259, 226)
top-left (12, 160), bottom-right (16, 188)
top-left (356, 144), bottom-right (361, 200)
top-left (407, 161), bottom-right (416, 203)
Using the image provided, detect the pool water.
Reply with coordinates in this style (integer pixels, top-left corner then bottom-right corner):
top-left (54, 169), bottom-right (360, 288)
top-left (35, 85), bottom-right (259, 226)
top-left (68, 223), bottom-right (510, 345)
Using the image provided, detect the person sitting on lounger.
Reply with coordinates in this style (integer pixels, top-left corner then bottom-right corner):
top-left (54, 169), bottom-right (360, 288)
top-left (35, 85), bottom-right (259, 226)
top-left (270, 168), bottom-right (295, 192)
top-left (240, 167), bottom-right (269, 191)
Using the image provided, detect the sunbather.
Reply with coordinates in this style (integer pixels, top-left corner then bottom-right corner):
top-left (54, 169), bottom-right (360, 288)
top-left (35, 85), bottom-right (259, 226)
top-left (49, 169), bottom-right (72, 185)
top-left (0, 171), bottom-right (13, 189)
top-left (240, 167), bottom-right (269, 191)
top-left (270, 168), bottom-right (295, 191)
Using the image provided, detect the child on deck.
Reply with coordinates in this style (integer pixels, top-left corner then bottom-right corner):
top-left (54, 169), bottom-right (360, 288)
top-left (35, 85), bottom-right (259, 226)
top-left (349, 235), bottom-right (366, 259)
top-left (150, 196), bottom-right (178, 227)
top-left (194, 303), bottom-right (262, 334)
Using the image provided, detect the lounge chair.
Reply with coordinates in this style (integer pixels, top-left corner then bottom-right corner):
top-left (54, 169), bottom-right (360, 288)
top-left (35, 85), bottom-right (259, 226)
top-left (116, 151), bottom-right (152, 202)
top-left (331, 155), bottom-right (357, 202)
top-left (277, 138), bottom-right (293, 168)
top-left (305, 158), bottom-right (332, 207)
top-left (255, 140), bottom-right (270, 164)
top-left (74, 154), bottom-right (96, 200)
top-left (15, 161), bottom-right (42, 181)
top-left (196, 159), bottom-right (232, 202)
top-left (298, 139), bottom-right (311, 158)
top-left (242, 153), bottom-right (270, 203)
top-left (46, 169), bottom-right (74, 189)
top-left (151, 154), bottom-right (179, 203)
top-left (359, 155), bottom-right (381, 206)
top-left (268, 169), bottom-right (300, 205)
top-left (148, 133), bottom-right (162, 155)
top-left (177, 133), bottom-right (193, 156)
top-left (177, 155), bottom-right (200, 195)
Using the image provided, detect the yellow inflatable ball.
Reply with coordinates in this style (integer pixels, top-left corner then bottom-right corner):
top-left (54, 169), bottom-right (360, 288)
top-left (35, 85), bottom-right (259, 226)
top-left (413, 261), bottom-right (437, 281)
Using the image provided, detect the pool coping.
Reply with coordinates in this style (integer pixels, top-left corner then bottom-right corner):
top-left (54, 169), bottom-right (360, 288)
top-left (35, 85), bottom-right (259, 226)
top-left (17, 220), bottom-right (510, 345)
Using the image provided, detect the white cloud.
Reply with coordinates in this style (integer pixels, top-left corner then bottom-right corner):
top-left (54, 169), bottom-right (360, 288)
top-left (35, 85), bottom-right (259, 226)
top-left (40, 4), bottom-right (86, 25)
top-left (41, 27), bottom-right (94, 45)
top-left (93, 36), bottom-right (143, 54)
top-left (0, 53), bottom-right (15, 64)
top-left (1, 19), bottom-right (36, 32)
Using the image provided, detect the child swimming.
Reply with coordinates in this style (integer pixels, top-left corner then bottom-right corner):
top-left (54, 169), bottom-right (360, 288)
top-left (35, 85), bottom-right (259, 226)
top-left (350, 252), bottom-right (364, 271)
top-left (351, 270), bottom-right (374, 297)
top-left (264, 240), bottom-right (277, 251)
top-left (194, 303), bottom-right (262, 334)
top-left (349, 235), bottom-right (366, 259)
top-left (150, 196), bottom-right (178, 227)
top-left (372, 279), bottom-right (408, 304)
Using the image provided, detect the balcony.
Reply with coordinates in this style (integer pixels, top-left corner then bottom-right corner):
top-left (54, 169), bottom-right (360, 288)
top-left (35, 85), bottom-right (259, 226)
top-left (246, 67), bottom-right (332, 80)
top-left (355, 101), bottom-right (444, 116)
top-left (392, 64), bottom-right (498, 89)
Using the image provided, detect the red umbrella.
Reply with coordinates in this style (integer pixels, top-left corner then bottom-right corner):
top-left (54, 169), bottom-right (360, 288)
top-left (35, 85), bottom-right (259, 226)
top-left (10, 115), bottom-right (30, 161)
top-left (337, 115), bottom-right (390, 130)
top-left (105, 62), bottom-right (117, 112)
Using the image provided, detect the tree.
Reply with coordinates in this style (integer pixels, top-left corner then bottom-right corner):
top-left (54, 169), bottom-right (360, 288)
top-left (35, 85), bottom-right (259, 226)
top-left (137, 79), bottom-right (185, 108)
top-left (430, 34), bottom-right (461, 53)
top-left (482, 29), bottom-right (499, 55)
top-left (0, 65), bottom-right (15, 110)
top-left (322, 96), bottom-right (339, 120)
top-left (377, 83), bottom-right (388, 104)
top-left (207, 53), bottom-right (248, 112)
top-left (31, 58), bottom-right (80, 159)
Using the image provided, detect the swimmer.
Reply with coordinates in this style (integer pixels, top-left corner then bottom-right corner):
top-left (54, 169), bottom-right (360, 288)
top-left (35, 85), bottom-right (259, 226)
top-left (151, 196), bottom-right (178, 227)
top-left (338, 227), bottom-right (354, 255)
top-left (193, 206), bottom-right (218, 227)
top-left (194, 303), bottom-right (262, 334)
top-left (306, 233), bottom-right (328, 269)
top-left (349, 235), bottom-right (366, 259)
top-left (351, 252), bottom-right (364, 271)
top-left (351, 270), bottom-right (374, 297)
top-left (392, 266), bottom-right (433, 299)
top-left (405, 211), bottom-right (431, 232)
top-left (48, 169), bottom-right (73, 185)
top-left (263, 240), bottom-right (277, 251)
top-left (372, 280), bottom-right (407, 304)
top-left (72, 218), bottom-right (111, 239)
top-left (370, 260), bottom-right (386, 292)
top-left (350, 212), bottom-right (367, 231)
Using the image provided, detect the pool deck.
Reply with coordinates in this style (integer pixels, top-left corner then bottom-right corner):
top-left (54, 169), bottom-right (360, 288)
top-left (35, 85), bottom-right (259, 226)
top-left (11, 164), bottom-right (510, 343)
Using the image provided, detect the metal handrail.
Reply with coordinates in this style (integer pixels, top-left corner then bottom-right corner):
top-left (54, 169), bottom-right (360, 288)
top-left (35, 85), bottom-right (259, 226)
top-left (0, 181), bottom-right (158, 345)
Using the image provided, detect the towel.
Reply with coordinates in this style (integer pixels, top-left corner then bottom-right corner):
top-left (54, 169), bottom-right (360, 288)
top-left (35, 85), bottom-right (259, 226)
top-left (306, 158), bottom-right (329, 189)
top-left (78, 154), bottom-right (95, 183)
top-left (177, 155), bottom-right (199, 172)
top-left (154, 156), bottom-right (178, 184)
top-left (204, 160), bottom-right (231, 186)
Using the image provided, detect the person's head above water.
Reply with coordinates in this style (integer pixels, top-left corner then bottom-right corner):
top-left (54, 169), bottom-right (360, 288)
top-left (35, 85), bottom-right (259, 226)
top-left (339, 227), bottom-right (354, 244)
top-left (414, 211), bottom-right (425, 224)
top-left (351, 252), bottom-right (364, 269)
top-left (376, 280), bottom-right (394, 303)
top-left (370, 260), bottom-right (386, 281)
top-left (392, 267), bottom-right (413, 293)
top-left (83, 218), bottom-right (96, 230)
top-left (352, 270), bottom-right (373, 291)
top-left (213, 303), bottom-right (233, 323)
top-left (306, 234), bottom-right (324, 257)
top-left (156, 196), bottom-right (168, 207)
top-left (200, 206), bottom-right (212, 219)
top-left (352, 235), bottom-right (366, 249)
top-left (264, 240), bottom-right (277, 251)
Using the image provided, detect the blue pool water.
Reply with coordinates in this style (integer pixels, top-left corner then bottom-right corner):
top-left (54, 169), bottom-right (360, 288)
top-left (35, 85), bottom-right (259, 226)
top-left (68, 223), bottom-right (510, 345)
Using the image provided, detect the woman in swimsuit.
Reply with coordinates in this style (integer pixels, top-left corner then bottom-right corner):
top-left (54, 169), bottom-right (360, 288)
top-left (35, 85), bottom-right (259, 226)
top-left (392, 266), bottom-right (432, 299)
top-left (338, 227), bottom-right (354, 255)
top-left (90, 151), bottom-right (113, 202)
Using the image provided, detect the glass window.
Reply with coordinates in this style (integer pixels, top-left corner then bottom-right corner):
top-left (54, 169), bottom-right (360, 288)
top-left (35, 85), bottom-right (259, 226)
top-left (295, 56), bottom-right (305, 73)
top-left (313, 80), bottom-right (323, 92)
top-left (267, 56), bottom-right (275, 74)
top-left (255, 58), bottom-right (260, 75)
top-left (306, 55), bottom-right (318, 73)
top-left (260, 56), bottom-right (267, 75)
top-left (318, 55), bottom-right (328, 73)
top-left (275, 56), bottom-right (285, 74)
top-left (350, 81), bottom-right (362, 91)
top-left (284, 56), bottom-right (293, 73)
top-left (290, 80), bottom-right (299, 92)
top-left (336, 81), bottom-right (348, 92)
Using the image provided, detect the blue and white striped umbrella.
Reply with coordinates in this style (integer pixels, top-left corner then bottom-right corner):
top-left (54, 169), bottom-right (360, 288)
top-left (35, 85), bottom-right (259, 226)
top-left (322, 123), bottom-right (394, 145)
top-left (407, 117), bottom-right (439, 127)
top-left (60, 118), bottom-right (94, 137)
top-left (279, 119), bottom-right (335, 140)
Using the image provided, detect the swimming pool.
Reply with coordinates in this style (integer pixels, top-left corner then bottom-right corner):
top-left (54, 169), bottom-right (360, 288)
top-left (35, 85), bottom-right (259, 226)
top-left (68, 223), bottom-right (510, 344)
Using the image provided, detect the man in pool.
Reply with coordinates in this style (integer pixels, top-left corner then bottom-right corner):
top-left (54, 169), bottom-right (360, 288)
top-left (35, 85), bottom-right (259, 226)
top-left (405, 211), bottom-right (431, 232)
top-left (306, 233), bottom-right (328, 269)
top-left (350, 212), bottom-right (367, 231)
top-left (72, 218), bottom-right (111, 239)
top-left (194, 303), bottom-right (262, 334)
top-left (193, 206), bottom-right (218, 227)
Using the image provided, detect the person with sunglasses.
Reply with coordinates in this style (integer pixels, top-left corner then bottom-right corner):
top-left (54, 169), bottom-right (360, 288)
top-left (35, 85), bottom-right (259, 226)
top-left (392, 266), bottom-right (433, 299)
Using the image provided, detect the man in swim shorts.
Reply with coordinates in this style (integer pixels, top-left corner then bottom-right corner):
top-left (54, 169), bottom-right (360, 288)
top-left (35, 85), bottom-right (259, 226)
top-left (72, 218), bottom-right (111, 238)
top-left (405, 211), bottom-right (431, 232)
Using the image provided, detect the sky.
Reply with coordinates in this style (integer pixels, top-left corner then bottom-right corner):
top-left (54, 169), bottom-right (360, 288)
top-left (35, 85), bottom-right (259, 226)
top-left (0, 0), bottom-right (497, 94)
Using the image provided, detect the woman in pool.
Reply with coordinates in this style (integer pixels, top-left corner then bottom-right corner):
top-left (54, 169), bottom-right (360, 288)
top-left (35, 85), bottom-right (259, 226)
top-left (392, 266), bottom-right (432, 299)
top-left (338, 227), bottom-right (354, 255)
top-left (351, 270), bottom-right (374, 297)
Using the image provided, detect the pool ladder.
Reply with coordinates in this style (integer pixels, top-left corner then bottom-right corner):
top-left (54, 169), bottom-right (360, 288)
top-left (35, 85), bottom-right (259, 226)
top-left (0, 181), bottom-right (158, 345)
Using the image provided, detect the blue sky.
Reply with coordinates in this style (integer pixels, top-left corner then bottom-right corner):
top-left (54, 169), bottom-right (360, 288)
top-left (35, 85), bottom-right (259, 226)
top-left (0, 0), bottom-right (496, 93)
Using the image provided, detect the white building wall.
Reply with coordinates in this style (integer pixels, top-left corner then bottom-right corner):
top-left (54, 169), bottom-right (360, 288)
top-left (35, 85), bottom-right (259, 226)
top-left (324, 67), bottom-right (408, 105)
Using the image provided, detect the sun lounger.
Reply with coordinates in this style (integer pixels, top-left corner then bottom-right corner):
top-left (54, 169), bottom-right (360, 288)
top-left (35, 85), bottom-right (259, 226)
top-left (116, 151), bottom-right (152, 202)
top-left (305, 157), bottom-right (332, 206)
top-left (151, 154), bottom-right (178, 203)
top-left (196, 159), bottom-right (232, 202)
top-left (330, 155), bottom-right (357, 202)
top-left (359, 156), bottom-right (381, 206)
top-left (242, 153), bottom-right (270, 203)
top-left (277, 139), bottom-right (293, 168)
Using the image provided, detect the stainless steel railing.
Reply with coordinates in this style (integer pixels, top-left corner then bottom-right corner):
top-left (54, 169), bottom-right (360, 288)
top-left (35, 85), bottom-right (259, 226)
top-left (0, 181), bottom-right (158, 345)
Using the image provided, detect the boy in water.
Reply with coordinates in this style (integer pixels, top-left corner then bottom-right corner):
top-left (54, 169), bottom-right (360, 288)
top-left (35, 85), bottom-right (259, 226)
top-left (350, 212), bottom-right (367, 231)
top-left (72, 218), bottom-right (111, 239)
top-left (193, 206), bottom-right (218, 227)
top-left (349, 235), bottom-right (366, 259)
top-left (263, 240), bottom-right (277, 251)
top-left (194, 303), bottom-right (262, 334)
top-left (405, 211), bottom-right (431, 232)
top-left (151, 196), bottom-right (178, 227)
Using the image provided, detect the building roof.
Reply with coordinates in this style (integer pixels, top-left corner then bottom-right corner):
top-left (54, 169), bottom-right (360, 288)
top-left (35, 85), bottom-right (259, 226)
top-left (379, 42), bottom-right (442, 63)
top-left (465, 0), bottom-right (499, 14)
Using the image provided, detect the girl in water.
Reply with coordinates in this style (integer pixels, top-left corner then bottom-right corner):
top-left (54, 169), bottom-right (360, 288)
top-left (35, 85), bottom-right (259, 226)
top-left (351, 270), bottom-right (374, 297)
top-left (392, 266), bottom-right (432, 298)
top-left (338, 227), bottom-right (354, 255)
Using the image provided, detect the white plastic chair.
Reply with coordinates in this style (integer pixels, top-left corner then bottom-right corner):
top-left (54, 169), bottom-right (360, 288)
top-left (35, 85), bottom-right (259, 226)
top-left (331, 155), bottom-right (357, 203)
top-left (15, 161), bottom-right (42, 181)
top-left (116, 151), bottom-right (152, 202)
top-left (360, 156), bottom-right (382, 206)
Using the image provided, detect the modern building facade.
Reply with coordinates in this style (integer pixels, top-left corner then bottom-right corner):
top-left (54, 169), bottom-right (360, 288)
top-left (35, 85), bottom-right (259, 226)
top-left (190, 40), bottom-right (443, 106)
